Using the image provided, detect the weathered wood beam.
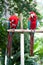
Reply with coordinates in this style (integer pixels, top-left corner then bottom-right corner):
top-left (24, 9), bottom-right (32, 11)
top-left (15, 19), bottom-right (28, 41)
top-left (7, 29), bottom-right (43, 33)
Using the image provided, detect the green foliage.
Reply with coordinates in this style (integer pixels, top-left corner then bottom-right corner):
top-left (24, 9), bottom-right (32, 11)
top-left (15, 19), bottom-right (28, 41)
top-left (0, 18), bottom-right (7, 65)
top-left (34, 38), bottom-right (43, 57)
top-left (0, 0), bottom-right (43, 65)
top-left (33, 37), bottom-right (43, 65)
top-left (0, 22), bottom-right (7, 49)
top-left (0, 0), bottom-right (41, 18)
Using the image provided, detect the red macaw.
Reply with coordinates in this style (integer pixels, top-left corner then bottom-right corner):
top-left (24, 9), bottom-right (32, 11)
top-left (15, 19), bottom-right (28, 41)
top-left (28, 11), bottom-right (37, 29)
top-left (28, 11), bottom-right (38, 56)
top-left (7, 15), bottom-right (19, 57)
top-left (9, 15), bottom-right (19, 29)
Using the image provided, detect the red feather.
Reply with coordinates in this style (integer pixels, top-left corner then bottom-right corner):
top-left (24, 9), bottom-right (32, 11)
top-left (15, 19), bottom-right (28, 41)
top-left (29, 12), bottom-right (37, 29)
top-left (9, 15), bottom-right (19, 29)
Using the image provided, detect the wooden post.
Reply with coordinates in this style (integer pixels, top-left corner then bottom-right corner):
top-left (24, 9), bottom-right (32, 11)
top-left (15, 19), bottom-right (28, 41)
top-left (20, 13), bottom-right (23, 29)
top-left (20, 13), bottom-right (24, 65)
top-left (7, 29), bottom-right (43, 33)
top-left (5, 49), bottom-right (7, 65)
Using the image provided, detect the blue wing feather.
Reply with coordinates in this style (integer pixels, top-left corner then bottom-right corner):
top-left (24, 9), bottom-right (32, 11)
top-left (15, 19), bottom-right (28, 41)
top-left (28, 21), bottom-right (30, 29)
top-left (36, 20), bottom-right (40, 28)
top-left (7, 21), bottom-right (10, 29)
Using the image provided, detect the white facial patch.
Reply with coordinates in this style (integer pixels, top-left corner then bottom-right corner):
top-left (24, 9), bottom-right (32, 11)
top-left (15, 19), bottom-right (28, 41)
top-left (31, 13), bottom-right (35, 18)
top-left (12, 20), bottom-right (14, 22)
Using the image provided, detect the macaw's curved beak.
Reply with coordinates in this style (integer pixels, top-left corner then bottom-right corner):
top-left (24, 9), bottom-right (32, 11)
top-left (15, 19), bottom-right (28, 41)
top-left (29, 12), bottom-right (34, 18)
top-left (30, 14), bottom-right (34, 18)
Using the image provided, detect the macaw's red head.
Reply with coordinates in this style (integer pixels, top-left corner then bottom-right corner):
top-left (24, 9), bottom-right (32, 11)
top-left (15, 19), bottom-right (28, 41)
top-left (9, 15), bottom-right (19, 29)
top-left (29, 11), bottom-right (37, 21)
top-left (28, 11), bottom-right (37, 29)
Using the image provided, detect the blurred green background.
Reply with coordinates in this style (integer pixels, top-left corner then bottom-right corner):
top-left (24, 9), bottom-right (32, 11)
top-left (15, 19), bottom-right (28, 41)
top-left (0, 0), bottom-right (43, 65)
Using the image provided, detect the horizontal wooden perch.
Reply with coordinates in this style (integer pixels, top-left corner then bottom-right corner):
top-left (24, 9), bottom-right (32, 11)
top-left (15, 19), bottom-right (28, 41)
top-left (7, 29), bottom-right (43, 33)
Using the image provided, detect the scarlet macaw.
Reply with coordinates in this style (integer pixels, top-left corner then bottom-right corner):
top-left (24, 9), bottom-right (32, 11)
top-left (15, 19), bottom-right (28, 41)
top-left (28, 11), bottom-right (40, 56)
top-left (9, 15), bottom-right (19, 29)
top-left (28, 11), bottom-right (39, 29)
top-left (7, 15), bottom-right (19, 57)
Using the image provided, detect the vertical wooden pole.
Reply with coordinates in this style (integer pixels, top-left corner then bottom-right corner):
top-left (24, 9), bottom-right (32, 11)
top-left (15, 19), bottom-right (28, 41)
top-left (20, 13), bottom-right (24, 65)
top-left (30, 33), bottom-right (34, 56)
top-left (20, 13), bottom-right (23, 29)
top-left (5, 49), bottom-right (7, 65)
top-left (20, 34), bottom-right (24, 65)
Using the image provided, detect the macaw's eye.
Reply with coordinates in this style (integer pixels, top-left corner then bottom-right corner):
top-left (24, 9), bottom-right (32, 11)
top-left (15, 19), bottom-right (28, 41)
top-left (33, 16), bottom-right (36, 18)
top-left (14, 20), bottom-right (16, 22)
